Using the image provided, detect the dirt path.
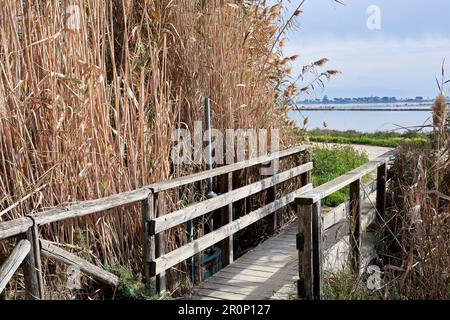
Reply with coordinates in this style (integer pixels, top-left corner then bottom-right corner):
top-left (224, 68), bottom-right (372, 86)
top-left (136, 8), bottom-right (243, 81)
top-left (310, 142), bottom-right (393, 160)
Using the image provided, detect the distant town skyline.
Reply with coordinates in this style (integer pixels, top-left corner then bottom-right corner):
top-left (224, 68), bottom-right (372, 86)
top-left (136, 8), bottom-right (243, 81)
top-left (283, 0), bottom-right (450, 99)
top-left (298, 95), bottom-right (442, 105)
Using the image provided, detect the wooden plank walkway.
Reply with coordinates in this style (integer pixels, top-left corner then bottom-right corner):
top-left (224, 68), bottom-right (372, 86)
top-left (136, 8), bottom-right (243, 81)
top-left (191, 223), bottom-right (299, 300)
top-left (190, 193), bottom-right (379, 300)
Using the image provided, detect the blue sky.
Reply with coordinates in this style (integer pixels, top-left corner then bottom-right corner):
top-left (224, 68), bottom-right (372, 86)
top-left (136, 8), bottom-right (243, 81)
top-left (282, 0), bottom-right (450, 99)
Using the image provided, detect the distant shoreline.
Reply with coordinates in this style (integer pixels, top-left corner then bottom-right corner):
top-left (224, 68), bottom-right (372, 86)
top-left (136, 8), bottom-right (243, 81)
top-left (294, 106), bottom-right (432, 111)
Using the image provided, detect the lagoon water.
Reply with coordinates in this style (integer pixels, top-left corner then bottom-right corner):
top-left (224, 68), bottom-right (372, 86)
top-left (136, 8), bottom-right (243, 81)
top-left (289, 104), bottom-right (433, 133)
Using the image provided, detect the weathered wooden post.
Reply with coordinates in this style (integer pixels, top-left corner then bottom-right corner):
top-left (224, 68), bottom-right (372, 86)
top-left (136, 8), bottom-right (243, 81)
top-left (297, 199), bottom-right (322, 300)
top-left (23, 218), bottom-right (44, 299)
top-left (376, 163), bottom-right (387, 222)
top-left (0, 240), bottom-right (31, 295)
top-left (142, 192), bottom-right (157, 294)
top-left (219, 172), bottom-right (233, 267)
top-left (266, 160), bottom-right (277, 235)
top-left (297, 202), bottom-right (313, 300)
top-left (311, 201), bottom-right (323, 299)
top-left (349, 179), bottom-right (361, 273)
top-left (155, 192), bottom-right (167, 293)
top-left (142, 191), bottom-right (166, 294)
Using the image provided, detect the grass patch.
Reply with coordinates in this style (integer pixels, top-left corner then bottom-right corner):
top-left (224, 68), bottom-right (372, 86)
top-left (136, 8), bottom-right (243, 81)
top-left (308, 129), bottom-right (429, 148)
top-left (312, 145), bottom-right (368, 206)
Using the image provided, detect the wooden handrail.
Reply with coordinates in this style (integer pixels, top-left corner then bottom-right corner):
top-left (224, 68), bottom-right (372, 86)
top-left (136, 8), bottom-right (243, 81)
top-left (40, 240), bottom-right (119, 287)
top-left (150, 162), bottom-right (313, 235)
top-left (151, 184), bottom-right (313, 276)
top-left (0, 217), bottom-right (34, 241)
top-left (296, 149), bottom-right (396, 300)
top-left (0, 145), bottom-right (308, 241)
top-left (147, 145), bottom-right (308, 192)
top-left (0, 145), bottom-right (310, 298)
top-left (322, 178), bottom-right (377, 230)
top-left (0, 240), bottom-right (31, 294)
top-left (296, 150), bottom-right (396, 205)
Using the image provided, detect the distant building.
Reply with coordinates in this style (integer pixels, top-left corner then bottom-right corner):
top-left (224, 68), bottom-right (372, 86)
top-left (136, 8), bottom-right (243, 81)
top-left (298, 95), bottom-right (432, 105)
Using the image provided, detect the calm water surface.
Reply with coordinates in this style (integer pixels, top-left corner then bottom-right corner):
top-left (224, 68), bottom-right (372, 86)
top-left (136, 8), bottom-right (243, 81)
top-left (289, 109), bottom-right (433, 133)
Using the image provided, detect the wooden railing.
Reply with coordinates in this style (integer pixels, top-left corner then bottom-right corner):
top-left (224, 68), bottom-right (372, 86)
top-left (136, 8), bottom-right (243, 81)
top-left (0, 145), bottom-right (311, 299)
top-left (295, 150), bottom-right (396, 300)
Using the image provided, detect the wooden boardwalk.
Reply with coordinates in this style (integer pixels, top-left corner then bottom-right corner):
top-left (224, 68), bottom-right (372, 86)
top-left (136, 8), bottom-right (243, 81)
top-left (0, 144), bottom-right (393, 300)
top-left (192, 223), bottom-right (299, 300)
top-left (191, 193), bottom-right (379, 301)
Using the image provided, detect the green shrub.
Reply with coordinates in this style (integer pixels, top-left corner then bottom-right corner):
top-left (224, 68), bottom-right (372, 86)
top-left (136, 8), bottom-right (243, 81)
top-left (312, 146), bottom-right (368, 206)
top-left (108, 266), bottom-right (172, 300)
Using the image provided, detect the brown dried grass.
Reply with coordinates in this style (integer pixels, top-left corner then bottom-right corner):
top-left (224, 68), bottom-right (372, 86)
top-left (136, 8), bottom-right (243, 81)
top-left (380, 92), bottom-right (450, 299)
top-left (0, 1), bottom-right (335, 298)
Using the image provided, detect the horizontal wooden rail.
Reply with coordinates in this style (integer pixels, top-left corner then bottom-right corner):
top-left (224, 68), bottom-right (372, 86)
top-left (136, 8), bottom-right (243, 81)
top-left (322, 179), bottom-right (377, 230)
top-left (147, 145), bottom-right (307, 192)
top-left (0, 145), bottom-right (307, 241)
top-left (151, 184), bottom-right (313, 276)
top-left (40, 240), bottom-right (119, 287)
top-left (297, 150), bottom-right (396, 205)
top-left (150, 162), bottom-right (313, 235)
top-left (0, 240), bottom-right (31, 294)
top-left (0, 145), bottom-right (309, 297)
top-left (0, 217), bottom-right (33, 241)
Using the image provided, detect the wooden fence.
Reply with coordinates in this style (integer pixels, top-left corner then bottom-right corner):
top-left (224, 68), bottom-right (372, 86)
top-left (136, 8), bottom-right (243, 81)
top-left (0, 145), bottom-right (311, 299)
top-left (295, 150), bottom-right (396, 300)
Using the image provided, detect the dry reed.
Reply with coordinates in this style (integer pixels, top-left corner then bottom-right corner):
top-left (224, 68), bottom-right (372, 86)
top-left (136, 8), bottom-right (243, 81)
top-left (0, 1), bottom-right (335, 298)
top-left (380, 89), bottom-right (450, 299)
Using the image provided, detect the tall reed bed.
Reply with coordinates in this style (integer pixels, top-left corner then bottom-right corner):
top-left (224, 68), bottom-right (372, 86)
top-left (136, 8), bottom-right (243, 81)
top-left (0, 1), bottom-right (335, 297)
top-left (380, 89), bottom-right (449, 299)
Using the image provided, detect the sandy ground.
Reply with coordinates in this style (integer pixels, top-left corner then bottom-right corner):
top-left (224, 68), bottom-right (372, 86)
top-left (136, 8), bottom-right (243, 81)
top-left (310, 142), bottom-right (393, 160)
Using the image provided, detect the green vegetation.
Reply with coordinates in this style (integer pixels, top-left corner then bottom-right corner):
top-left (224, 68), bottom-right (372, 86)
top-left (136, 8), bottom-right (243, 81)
top-left (312, 145), bottom-right (368, 206)
top-left (308, 129), bottom-right (429, 148)
top-left (108, 266), bottom-right (172, 300)
top-left (323, 271), bottom-right (379, 300)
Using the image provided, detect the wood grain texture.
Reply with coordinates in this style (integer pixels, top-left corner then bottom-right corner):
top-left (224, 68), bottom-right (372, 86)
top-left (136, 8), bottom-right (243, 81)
top-left (311, 202), bottom-right (323, 300)
top-left (376, 163), bottom-right (388, 222)
top-left (219, 172), bottom-right (233, 267)
top-left (23, 223), bottom-right (44, 300)
top-left (34, 189), bottom-right (150, 226)
top-left (40, 239), bottom-right (119, 287)
top-left (297, 203), bottom-right (313, 300)
top-left (191, 224), bottom-right (299, 300)
top-left (0, 240), bottom-right (30, 294)
top-left (141, 193), bottom-right (156, 293)
top-left (190, 191), bottom-right (379, 301)
top-left (0, 217), bottom-right (33, 241)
